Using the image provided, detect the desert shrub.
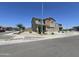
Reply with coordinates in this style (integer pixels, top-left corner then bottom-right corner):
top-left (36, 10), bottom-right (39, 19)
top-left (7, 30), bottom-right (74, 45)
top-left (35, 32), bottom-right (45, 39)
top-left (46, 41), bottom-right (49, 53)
top-left (29, 29), bottom-right (32, 33)
top-left (62, 31), bottom-right (64, 33)
top-left (51, 32), bottom-right (54, 35)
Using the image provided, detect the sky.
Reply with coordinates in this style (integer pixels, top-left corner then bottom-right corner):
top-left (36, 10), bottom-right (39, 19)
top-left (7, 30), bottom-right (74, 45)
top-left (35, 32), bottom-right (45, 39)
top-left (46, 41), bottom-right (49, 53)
top-left (0, 2), bottom-right (79, 28)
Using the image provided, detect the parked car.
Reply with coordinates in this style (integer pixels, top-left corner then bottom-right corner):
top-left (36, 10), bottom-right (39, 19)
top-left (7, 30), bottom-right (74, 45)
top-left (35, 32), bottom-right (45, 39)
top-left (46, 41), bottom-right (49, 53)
top-left (0, 27), bottom-right (5, 32)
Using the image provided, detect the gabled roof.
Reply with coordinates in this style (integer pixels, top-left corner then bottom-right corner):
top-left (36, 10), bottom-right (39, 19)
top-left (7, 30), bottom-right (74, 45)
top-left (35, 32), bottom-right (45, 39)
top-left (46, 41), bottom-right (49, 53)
top-left (43, 17), bottom-right (56, 21)
top-left (32, 17), bottom-right (41, 22)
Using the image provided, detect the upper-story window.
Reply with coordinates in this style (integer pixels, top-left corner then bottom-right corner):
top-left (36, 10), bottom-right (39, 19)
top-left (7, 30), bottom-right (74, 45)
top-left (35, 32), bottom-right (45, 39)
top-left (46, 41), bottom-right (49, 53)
top-left (35, 20), bottom-right (41, 25)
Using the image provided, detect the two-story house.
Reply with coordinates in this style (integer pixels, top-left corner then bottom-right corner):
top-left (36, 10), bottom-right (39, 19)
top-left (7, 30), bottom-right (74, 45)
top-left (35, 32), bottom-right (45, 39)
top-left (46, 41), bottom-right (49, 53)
top-left (32, 17), bottom-right (63, 34)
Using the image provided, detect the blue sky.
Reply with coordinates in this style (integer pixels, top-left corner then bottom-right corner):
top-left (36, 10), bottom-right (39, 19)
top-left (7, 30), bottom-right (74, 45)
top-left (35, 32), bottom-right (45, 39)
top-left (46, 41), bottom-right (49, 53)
top-left (0, 2), bottom-right (79, 28)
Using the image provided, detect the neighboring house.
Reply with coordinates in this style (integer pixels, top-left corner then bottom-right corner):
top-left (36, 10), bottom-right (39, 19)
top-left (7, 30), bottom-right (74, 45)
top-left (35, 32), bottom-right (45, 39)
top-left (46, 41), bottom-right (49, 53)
top-left (5, 27), bottom-right (19, 31)
top-left (0, 26), bottom-right (19, 32)
top-left (32, 17), bottom-right (63, 34)
top-left (72, 26), bottom-right (79, 31)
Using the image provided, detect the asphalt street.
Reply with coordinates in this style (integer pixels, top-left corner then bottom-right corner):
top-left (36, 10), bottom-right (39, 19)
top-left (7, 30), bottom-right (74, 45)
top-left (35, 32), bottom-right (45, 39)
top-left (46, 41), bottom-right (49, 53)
top-left (0, 35), bottom-right (79, 57)
top-left (0, 31), bottom-right (14, 40)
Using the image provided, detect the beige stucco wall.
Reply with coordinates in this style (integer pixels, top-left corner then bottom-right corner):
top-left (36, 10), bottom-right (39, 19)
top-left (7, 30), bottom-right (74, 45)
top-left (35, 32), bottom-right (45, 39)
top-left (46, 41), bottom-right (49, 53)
top-left (32, 18), bottom-right (60, 34)
top-left (45, 19), bottom-right (59, 33)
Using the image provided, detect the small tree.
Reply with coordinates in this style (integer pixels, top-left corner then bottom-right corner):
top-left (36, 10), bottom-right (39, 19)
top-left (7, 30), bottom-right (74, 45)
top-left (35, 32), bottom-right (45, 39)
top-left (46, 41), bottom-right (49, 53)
top-left (16, 24), bottom-right (25, 33)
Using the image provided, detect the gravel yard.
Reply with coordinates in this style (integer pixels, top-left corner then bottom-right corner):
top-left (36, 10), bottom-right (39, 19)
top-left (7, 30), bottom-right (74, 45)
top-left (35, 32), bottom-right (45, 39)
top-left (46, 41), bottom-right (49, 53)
top-left (0, 31), bottom-right (79, 45)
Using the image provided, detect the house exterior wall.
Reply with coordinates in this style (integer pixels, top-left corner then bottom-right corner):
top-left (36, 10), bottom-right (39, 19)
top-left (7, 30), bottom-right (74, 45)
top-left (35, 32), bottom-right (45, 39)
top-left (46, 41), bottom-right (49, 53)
top-left (44, 18), bottom-right (59, 33)
top-left (32, 17), bottom-right (41, 32)
top-left (32, 19), bottom-right (37, 32)
top-left (32, 17), bottom-right (62, 33)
